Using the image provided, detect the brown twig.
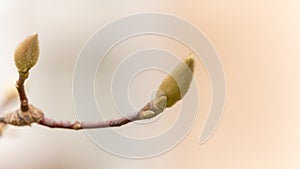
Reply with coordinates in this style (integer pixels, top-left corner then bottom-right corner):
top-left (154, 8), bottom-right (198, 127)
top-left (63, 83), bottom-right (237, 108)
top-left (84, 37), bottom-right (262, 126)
top-left (0, 100), bottom-right (165, 130)
top-left (38, 102), bottom-right (152, 130)
top-left (16, 73), bottom-right (29, 112)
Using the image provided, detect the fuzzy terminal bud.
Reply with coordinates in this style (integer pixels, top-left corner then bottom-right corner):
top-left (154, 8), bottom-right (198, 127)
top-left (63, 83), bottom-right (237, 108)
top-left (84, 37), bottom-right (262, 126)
top-left (157, 54), bottom-right (195, 107)
top-left (14, 33), bottom-right (39, 74)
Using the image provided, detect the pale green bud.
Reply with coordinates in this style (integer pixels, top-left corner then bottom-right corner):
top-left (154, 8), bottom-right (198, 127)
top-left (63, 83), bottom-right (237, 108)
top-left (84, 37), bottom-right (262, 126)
top-left (14, 33), bottom-right (39, 74)
top-left (139, 110), bottom-right (155, 119)
top-left (157, 54), bottom-right (195, 107)
top-left (153, 95), bottom-right (167, 111)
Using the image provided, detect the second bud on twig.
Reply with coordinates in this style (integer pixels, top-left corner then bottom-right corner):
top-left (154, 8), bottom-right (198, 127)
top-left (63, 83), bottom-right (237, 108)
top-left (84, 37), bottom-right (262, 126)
top-left (156, 54), bottom-right (195, 107)
top-left (14, 33), bottom-right (39, 75)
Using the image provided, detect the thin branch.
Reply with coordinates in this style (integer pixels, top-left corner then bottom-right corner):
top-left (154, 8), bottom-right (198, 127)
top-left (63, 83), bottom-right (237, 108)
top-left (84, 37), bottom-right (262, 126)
top-left (38, 102), bottom-right (152, 130)
top-left (0, 101), bottom-right (165, 130)
top-left (16, 73), bottom-right (29, 112)
top-left (39, 111), bottom-right (139, 130)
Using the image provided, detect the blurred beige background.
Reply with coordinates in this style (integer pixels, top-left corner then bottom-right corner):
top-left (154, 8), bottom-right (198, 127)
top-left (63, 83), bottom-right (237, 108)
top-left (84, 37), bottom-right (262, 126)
top-left (0, 0), bottom-right (299, 169)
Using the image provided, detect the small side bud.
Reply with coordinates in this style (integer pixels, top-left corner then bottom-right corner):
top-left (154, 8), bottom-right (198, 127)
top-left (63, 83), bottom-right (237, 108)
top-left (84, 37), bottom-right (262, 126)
top-left (72, 121), bottom-right (82, 130)
top-left (157, 54), bottom-right (195, 107)
top-left (14, 33), bottom-right (39, 74)
top-left (139, 110), bottom-right (155, 119)
top-left (153, 95), bottom-right (167, 111)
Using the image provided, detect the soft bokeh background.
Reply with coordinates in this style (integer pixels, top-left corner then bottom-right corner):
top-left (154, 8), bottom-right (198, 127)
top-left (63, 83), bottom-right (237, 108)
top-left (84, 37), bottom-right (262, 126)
top-left (0, 0), bottom-right (299, 168)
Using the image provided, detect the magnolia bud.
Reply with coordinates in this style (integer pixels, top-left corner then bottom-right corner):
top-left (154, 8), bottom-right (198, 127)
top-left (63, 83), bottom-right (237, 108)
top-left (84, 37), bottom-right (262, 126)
top-left (14, 33), bottom-right (39, 74)
top-left (153, 95), bottom-right (167, 111)
top-left (157, 54), bottom-right (195, 107)
top-left (139, 110), bottom-right (155, 119)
